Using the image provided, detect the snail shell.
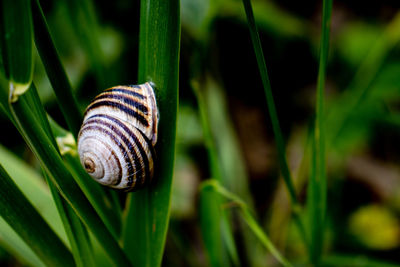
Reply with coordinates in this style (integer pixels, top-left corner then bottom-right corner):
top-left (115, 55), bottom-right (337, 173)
top-left (77, 82), bottom-right (158, 191)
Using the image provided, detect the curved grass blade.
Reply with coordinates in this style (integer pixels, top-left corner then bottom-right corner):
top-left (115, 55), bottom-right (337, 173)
top-left (63, 152), bottom-right (123, 236)
top-left (122, 0), bottom-right (180, 266)
top-left (31, 0), bottom-right (82, 138)
top-left (0, 145), bottom-right (66, 267)
top-left (308, 0), bottom-right (333, 264)
top-left (241, 0), bottom-right (297, 204)
top-left (10, 77), bottom-right (99, 267)
top-left (1, 0), bottom-right (33, 96)
top-left (6, 83), bottom-right (131, 266)
top-left (0, 145), bottom-right (68, 243)
top-left (0, 218), bottom-right (45, 267)
top-left (0, 164), bottom-right (74, 266)
top-left (201, 180), bottom-right (293, 267)
top-left (49, 117), bottom-right (122, 237)
top-left (44, 171), bottom-right (95, 267)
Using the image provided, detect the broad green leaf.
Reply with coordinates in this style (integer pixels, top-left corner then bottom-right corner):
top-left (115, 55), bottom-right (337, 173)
top-left (0, 145), bottom-right (66, 242)
top-left (0, 164), bottom-right (74, 266)
top-left (0, 218), bottom-right (45, 267)
top-left (0, 145), bottom-right (65, 267)
top-left (123, 0), bottom-right (180, 266)
top-left (1, 0), bottom-right (34, 96)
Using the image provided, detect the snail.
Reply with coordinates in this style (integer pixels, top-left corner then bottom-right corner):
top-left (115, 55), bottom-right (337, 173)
top-left (77, 82), bottom-right (158, 191)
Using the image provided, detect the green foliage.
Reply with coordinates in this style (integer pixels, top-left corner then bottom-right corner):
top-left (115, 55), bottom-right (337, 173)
top-left (122, 1), bottom-right (180, 266)
top-left (308, 0), bottom-right (332, 264)
top-left (0, 164), bottom-right (74, 266)
top-left (1, 0), bottom-right (33, 94)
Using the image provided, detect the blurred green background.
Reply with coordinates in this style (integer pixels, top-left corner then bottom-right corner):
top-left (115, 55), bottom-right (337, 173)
top-left (1, 0), bottom-right (400, 266)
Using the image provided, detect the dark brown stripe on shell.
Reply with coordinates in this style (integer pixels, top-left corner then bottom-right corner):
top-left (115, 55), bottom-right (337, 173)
top-left (84, 100), bottom-right (149, 127)
top-left (104, 87), bottom-right (146, 100)
top-left (94, 92), bottom-right (148, 114)
top-left (127, 85), bottom-right (143, 90)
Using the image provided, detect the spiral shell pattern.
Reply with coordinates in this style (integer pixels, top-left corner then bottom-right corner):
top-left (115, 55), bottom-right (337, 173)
top-left (77, 82), bottom-right (158, 190)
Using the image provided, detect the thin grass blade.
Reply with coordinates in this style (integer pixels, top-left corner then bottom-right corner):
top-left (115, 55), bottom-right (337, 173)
top-left (241, 0), bottom-right (297, 204)
top-left (0, 145), bottom-right (67, 242)
top-left (31, 0), bottom-right (82, 138)
top-left (241, 0), bottom-right (308, 250)
top-left (201, 180), bottom-right (293, 267)
top-left (308, 0), bottom-right (333, 264)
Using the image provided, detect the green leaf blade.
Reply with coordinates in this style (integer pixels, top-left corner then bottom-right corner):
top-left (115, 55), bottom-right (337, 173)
top-left (7, 84), bottom-right (131, 266)
top-left (309, 0), bottom-right (333, 264)
top-left (45, 172), bottom-right (95, 267)
top-left (0, 164), bottom-right (74, 267)
top-left (1, 0), bottom-right (34, 96)
top-left (31, 0), bottom-right (82, 138)
top-left (241, 0), bottom-right (297, 205)
top-left (199, 185), bottom-right (229, 267)
top-left (123, 0), bottom-right (181, 266)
